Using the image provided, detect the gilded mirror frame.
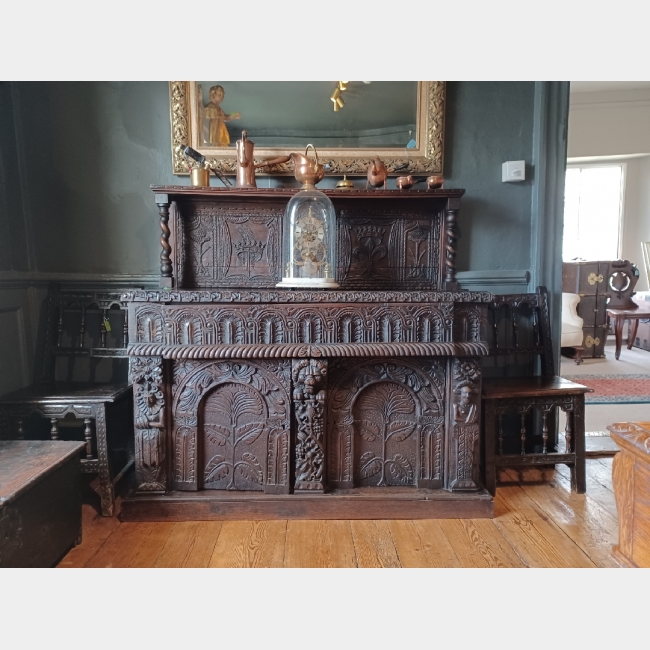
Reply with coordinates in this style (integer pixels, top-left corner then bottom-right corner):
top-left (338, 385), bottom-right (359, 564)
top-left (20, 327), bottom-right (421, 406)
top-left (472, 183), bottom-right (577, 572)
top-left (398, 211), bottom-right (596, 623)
top-left (169, 81), bottom-right (445, 176)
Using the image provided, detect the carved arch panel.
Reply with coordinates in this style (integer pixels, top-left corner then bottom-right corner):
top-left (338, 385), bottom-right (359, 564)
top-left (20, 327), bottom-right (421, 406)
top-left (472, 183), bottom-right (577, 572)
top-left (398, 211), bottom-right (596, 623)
top-left (171, 359), bottom-right (291, 493)
top-left (328, 358), bottom-right (446, 489)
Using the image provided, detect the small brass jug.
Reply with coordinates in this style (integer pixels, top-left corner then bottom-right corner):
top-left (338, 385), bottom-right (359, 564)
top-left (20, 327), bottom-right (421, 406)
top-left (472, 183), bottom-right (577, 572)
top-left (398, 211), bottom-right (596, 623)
top-left (190, 167), bottom-right (210, 187)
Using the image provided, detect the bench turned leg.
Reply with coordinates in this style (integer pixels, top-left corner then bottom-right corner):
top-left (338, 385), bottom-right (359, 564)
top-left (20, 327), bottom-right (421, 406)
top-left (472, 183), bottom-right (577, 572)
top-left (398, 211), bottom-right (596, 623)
top-left (570, 397), bottom-right (587, 494)
top-left (484, 402), bottom-right (497, 496)
top-left (50, 418), bottom-right (59, 440)
top-left (94, 405), bottom-right (115, 517)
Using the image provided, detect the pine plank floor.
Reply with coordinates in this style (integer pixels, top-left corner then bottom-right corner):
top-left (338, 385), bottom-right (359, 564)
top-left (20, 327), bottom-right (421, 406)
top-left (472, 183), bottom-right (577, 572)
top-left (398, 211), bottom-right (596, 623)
top-left (59, 459), bottom-right (623, 568)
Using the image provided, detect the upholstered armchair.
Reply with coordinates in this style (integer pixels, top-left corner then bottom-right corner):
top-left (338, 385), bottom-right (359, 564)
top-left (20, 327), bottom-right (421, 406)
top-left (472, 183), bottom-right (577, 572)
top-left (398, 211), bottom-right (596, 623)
top-left (561, 292), bottom-right (584, 364)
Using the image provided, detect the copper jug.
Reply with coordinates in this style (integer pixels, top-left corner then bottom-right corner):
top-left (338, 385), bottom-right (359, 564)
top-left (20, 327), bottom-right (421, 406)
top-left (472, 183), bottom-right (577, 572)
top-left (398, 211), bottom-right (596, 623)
top-left (235, 131), bottom-right (292, 188)
top-left (288, 144), bottom-right (325, 188)
top-left (366, 158), bottom-right (388, 189)
top-left (235, 131), bottom-right (256, 188)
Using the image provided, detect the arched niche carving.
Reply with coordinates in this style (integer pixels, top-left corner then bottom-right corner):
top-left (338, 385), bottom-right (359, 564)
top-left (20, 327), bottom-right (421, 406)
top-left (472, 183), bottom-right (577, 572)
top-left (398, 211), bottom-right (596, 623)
top-left (328, 359), bottom-right (446, 489)
top-left (171, 360), bottom-right (290, 493)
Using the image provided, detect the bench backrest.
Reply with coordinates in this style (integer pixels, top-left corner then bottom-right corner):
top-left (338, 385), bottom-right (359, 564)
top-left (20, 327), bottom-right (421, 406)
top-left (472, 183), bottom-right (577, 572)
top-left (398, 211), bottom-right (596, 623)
top-left (483, 286), bottom-right (555, 379)
top-left (39, 285), bottom-right (129, 384)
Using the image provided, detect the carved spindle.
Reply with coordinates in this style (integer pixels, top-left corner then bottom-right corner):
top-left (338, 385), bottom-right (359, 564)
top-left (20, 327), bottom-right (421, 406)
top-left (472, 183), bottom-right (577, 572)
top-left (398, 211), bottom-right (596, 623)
top-left (541, 408), bottom-right (549, 454)
top-left (57, 305), bottom-right (64, 347)
top-left (517, 407), bottom-right (527, 455)
top-left (498, 413), bottom-right (504, 455)
top-left (50, 418), bottom-right (59, 440)
top-left (123, 309), bottom-right (128, 347)
top-left (84, 418), bottom-right (93, 458)
top-left (78, 305), bottom-right (86, 348)
top-left (100, 309), bottom-right (108, 348)
top-left (533, 309), bottom-right (540, 347)
top-left (492, 309), bottom-right (500, 350)
top-left (565, 412), bottom-right (573, 452)
top-left (512, 308), bottom-right (520, 349)
top-left (156, 195), bottom-right (173, 288)
top-left (444, 207), bottom-right (458, 287)
top-left (17, 418), bottom-right (24, 440)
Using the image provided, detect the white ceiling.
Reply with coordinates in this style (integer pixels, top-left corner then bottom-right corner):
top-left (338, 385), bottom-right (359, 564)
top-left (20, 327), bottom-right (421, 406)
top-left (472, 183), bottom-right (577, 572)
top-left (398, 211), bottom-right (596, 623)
top-left (570, 81), bottom-right (650, 94)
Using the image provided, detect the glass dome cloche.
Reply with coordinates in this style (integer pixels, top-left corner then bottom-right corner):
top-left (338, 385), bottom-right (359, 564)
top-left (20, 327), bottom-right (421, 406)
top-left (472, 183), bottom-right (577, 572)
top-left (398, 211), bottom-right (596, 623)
top-left (277, 145), bottom-right (339, 289)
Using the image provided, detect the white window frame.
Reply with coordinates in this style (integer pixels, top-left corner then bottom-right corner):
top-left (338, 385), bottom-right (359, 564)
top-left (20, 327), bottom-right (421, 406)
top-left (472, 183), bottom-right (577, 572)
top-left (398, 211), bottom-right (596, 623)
top-left (564, 161), bottom-right (627, 262)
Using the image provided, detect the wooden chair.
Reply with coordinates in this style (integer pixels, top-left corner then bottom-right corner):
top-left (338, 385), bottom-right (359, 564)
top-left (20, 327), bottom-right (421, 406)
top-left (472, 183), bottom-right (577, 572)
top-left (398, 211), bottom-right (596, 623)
top-left (0, 285), bottom-right (133, 516)
top-left (482, 286), bottom-right (591, 496)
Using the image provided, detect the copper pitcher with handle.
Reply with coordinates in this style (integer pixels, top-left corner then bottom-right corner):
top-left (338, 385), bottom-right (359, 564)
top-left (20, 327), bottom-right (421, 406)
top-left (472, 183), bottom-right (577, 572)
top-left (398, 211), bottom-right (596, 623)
top-left (288, 144), bottom-right (325, 189)
top-left (235, 130), bottom-right (292, 188)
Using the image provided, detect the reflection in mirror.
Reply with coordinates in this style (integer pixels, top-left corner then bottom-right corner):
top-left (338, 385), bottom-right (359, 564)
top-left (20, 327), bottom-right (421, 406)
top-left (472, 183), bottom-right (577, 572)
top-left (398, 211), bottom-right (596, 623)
top-left (170, 81), bottom-right (444, 175)
top-left (196, 81), bottom-right (419, 149)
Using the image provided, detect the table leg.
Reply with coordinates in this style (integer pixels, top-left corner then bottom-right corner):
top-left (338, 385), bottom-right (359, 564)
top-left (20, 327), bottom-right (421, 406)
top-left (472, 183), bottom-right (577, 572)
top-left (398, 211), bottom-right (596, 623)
top-left (614, 314), bottom-right (624, 360)
top-left (628, 319), bottom-right (639, 350)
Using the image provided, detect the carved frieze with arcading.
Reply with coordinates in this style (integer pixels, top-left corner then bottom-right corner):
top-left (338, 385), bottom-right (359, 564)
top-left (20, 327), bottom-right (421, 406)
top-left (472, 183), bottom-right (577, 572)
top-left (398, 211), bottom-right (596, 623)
top-left (134, 303), bottom-right (460, 346)
top-left (327, 358), bottom-right (446, 488)
top-left (130, 356), bottom-right (167, 492)
top-left (123, 289), bottom-right (494, 304)
top-left (170, 359), bottom-right (291, 493)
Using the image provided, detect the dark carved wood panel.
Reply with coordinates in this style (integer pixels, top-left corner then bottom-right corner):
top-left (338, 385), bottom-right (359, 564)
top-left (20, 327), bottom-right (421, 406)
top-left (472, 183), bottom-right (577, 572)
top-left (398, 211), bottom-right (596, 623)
top-left (171, 359), bottom-right (291, 494)
top-left (327, 358), bottom-right (447, 489)
top-left (162, 190), bottom-right (461, 291)
top-left (337, 210), bottom-right (441, 289)
top-left (175, 201), bottom-right (283, 288)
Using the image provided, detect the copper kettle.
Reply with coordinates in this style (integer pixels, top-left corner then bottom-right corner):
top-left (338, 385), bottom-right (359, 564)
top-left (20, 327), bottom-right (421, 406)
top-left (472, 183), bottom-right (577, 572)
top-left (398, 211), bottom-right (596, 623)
top-left (287, 144), bottom-right (325, 188)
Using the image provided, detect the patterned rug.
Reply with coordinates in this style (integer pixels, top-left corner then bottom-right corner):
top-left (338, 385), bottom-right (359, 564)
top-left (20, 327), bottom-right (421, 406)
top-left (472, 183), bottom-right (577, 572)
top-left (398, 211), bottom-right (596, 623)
top-left (562, 374), bottom-right (650, 404)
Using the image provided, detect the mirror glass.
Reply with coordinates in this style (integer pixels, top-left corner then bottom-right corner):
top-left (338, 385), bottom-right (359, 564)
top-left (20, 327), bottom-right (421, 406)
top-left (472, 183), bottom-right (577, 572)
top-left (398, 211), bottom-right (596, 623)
top-left (196, 81), bottom-right (419, 149)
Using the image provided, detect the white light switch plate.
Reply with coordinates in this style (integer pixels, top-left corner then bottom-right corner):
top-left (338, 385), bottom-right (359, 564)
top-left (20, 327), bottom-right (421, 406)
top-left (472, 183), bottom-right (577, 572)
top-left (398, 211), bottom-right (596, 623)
top-left (502, 160), bottom-right (525, 182)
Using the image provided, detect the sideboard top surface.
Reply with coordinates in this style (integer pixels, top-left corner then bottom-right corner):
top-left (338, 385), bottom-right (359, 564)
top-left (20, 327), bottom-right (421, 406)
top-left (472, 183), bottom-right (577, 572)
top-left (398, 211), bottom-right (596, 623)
top-left (151, 186), bottom-right (466, 201)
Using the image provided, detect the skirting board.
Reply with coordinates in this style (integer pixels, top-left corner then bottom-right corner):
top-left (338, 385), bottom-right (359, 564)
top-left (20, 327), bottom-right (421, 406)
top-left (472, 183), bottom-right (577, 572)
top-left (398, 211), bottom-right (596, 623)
top-left (120, 489), bottom-right (495, 521)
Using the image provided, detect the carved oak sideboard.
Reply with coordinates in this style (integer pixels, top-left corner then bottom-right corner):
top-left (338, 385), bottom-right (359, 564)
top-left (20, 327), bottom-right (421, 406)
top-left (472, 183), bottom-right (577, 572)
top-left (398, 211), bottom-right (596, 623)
top-left (121, 187), bottom-right (495, 519)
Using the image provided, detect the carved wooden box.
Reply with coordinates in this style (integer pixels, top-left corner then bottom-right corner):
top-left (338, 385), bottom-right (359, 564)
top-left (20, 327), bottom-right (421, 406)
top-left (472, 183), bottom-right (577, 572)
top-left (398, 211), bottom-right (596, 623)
top-left (121, 187), bottom-right (495, 520)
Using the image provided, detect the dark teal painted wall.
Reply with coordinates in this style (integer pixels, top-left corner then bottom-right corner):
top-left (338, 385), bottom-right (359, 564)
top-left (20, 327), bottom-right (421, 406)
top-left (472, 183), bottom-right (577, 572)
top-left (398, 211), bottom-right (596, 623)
top-left (7, 81), bottom-right (536, 278)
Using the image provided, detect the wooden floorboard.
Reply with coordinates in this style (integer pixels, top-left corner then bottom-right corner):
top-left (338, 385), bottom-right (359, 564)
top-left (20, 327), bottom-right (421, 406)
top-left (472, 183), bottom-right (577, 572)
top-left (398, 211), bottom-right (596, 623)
top-left (58, 462), bottom-right (621, 569)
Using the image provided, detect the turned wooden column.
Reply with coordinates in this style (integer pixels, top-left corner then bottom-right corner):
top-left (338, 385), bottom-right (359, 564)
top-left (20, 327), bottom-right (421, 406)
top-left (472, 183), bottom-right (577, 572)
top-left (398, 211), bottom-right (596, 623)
top-left (443, 197), bottom-right (460, 290)
top-left (155, 193), bottom-right (174, 289)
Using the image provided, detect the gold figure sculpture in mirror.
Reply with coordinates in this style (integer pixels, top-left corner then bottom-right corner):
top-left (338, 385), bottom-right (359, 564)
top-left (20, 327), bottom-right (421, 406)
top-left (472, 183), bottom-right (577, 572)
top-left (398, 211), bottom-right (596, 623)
top-left (201, 84), bottom-right (241, 146)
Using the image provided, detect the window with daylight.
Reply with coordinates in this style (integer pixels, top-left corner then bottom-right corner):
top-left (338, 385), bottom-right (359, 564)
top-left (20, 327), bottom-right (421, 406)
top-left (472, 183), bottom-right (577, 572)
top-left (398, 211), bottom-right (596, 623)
top-left (562, 164), bottom-right (625, 262)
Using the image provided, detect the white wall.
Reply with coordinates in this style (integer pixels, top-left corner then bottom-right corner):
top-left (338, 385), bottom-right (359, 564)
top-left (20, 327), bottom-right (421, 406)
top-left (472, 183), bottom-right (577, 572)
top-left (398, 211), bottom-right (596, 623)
top-left (568, 88), bottom-right (650, 158)
top-left (568, 87), bottom-right (650, 290)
